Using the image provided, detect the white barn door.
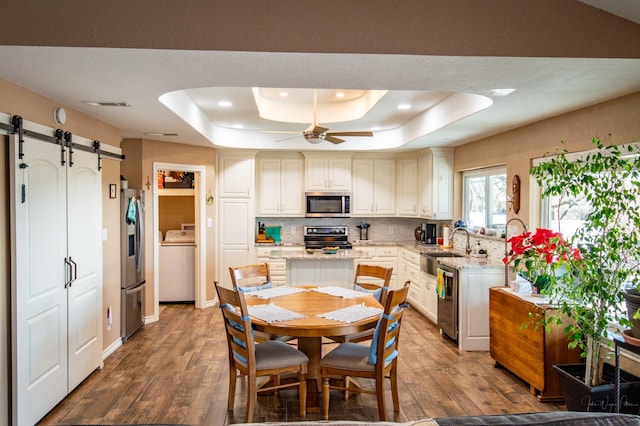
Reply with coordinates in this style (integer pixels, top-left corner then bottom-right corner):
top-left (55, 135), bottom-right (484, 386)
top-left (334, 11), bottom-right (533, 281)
top-left (66, 149), bottom-right (103, 390)
top-left (10, 135), bottom-right (68, 425)
top-left (10, 134), bottom-right (103, 425)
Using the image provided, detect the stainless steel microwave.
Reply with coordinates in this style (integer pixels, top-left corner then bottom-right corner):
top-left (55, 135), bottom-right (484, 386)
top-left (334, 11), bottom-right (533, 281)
top-left (305, 192), bottom-right (350, 218)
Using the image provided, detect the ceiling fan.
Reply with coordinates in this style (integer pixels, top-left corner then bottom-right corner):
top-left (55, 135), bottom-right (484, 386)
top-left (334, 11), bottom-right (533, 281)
top-left (262, 89), bottom-right (374, 144)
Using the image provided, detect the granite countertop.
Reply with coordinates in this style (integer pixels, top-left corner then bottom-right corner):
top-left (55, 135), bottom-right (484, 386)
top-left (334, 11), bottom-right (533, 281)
top-left (268, 248), bottom-right (372, 260)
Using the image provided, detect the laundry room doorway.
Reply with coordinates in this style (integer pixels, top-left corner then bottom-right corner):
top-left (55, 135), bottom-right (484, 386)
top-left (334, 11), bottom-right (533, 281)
top-left (152, 162), bottom-right (207, 320)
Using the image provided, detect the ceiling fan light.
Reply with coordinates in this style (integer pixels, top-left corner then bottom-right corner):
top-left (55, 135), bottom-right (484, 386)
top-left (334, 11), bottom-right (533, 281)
top-left (306, 137), bottom-right (323, 144)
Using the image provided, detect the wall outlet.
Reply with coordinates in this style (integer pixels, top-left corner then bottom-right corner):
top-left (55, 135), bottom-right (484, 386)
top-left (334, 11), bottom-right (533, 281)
top-left (388, 226), bottom-right (394, 235)
top-left (291, 225), bottom-right (296, 235)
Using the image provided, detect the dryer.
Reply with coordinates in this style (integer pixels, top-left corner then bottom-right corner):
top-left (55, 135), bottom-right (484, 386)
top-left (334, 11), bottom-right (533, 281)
top-left (159, 229), bottom-right (195, 302)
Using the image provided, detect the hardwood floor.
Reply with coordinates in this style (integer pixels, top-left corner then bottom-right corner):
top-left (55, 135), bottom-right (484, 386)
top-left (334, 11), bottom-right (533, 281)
top-left (38, 303), bottom-right (565, 425)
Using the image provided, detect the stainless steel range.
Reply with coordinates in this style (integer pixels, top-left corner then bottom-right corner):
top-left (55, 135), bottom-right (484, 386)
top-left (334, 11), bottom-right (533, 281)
top-left (304, 225), bottom-right (352, 250)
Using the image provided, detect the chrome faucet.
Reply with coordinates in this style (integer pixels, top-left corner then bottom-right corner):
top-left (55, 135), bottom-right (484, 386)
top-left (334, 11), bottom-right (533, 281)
top-left (504, 218), bottom-right (528, 286)
top-left (451, 227), bottom-right (471, 255)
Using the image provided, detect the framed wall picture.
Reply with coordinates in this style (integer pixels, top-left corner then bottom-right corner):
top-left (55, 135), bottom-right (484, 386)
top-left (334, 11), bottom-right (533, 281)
top-left (109, 184), bottom-right (117, 199)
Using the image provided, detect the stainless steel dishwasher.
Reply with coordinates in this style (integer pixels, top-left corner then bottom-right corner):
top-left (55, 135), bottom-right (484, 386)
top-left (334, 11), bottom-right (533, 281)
top-left (436, 263), bottom-right (458, 341)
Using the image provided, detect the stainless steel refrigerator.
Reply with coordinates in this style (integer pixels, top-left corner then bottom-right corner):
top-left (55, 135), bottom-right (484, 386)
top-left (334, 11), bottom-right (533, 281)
top-left (121, 188), bottom-right (145, 342)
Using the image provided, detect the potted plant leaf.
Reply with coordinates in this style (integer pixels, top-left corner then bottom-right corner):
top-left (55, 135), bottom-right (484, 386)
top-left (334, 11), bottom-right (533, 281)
top-left (527, 137), bottom-right (640, 412)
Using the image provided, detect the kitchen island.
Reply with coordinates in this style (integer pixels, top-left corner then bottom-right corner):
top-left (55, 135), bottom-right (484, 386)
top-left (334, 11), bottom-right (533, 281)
top-left (437, 256), bottom-right (504, 351)
top-left (269, 248), bottom-right (372, 287)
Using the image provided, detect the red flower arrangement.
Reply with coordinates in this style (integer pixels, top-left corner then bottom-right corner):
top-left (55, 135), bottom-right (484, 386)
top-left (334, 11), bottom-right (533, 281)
top-left (503, 227), bottom-right (581, 293)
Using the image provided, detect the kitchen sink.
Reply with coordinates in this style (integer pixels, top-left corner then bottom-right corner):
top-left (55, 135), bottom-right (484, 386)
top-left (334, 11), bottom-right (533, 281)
top-left (425, 251), bottom-right (464, 258)
top-left (420, 251), bottom-right (464, 275)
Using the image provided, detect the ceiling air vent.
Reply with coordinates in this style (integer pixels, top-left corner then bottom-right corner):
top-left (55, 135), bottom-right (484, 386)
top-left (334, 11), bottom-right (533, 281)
top-left (82, 101), bottom-right (132, 107)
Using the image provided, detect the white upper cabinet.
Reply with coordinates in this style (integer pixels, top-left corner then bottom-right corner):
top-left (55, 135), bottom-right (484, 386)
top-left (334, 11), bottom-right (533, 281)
top-left (257, 156), bottom-right (304, 216)
top-left (218, 154), bottom-right (255, 198)
top-left (351, 158), bottom-right (395, 216)
top-left (418, 148), bottom-right (454, 219)
top-left (303, 153), bottom-right (352, 191)
top-left (396, 157), bottom-right (419, 216)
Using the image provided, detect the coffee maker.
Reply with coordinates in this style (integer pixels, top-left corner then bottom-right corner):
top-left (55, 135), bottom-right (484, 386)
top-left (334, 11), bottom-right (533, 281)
top-left (421, 223), bottom-right (437, 245)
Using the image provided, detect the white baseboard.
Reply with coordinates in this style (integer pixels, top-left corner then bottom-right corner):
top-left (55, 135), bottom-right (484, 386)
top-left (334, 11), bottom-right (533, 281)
top-left (102, 337), bottom-right (122, 361)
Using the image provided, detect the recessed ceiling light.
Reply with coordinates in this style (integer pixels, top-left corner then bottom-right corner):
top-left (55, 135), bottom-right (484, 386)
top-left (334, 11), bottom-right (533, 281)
top-left (233, 124), bottom-right (244, 129)
top-left (371, 126), bottom-right (381, 131)
top-left (336, 92), bottom-right (345, 98)
top-left (397, 104), bottom-right (411, 110)
top-left (279, 91), bottom-right (288, 97)
top-left (489, 88), bottom-right (515, 97)
top-left (218, 100), bottom-right (233, 107)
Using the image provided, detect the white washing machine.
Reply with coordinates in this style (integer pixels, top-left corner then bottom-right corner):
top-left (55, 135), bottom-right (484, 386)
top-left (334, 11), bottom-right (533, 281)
top-left (159, 229), bottom-right (195, 302)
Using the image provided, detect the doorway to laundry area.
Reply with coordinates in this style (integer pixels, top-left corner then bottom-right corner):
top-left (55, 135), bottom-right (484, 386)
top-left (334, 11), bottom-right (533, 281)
top-left (152, 162), bottom-right (207, 321)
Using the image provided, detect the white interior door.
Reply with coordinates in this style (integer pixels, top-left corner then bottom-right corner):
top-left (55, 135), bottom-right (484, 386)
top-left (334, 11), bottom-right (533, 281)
top-left (66, 149), bottom-right (103, 390)
top-left (10, 135), bottom-right (68, 426)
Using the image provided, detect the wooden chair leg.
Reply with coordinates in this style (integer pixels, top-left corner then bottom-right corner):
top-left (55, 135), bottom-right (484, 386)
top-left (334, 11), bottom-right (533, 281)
top-left (227, 367), bottom-right (237, 411)
top-left (376, 375), bottom-right (386, 421)
top-left (322, 375), bottom-right (330, 420)
top-left (273, 374), bottom-right (280, 407)
top-left (344, 376), bottom-right (350, 400)
top-left (390, 365), bottom-right (400, 412)
top-left (246, 375), bottom-right (257, 423)
top-left (299, 372), bottom-right (307, 418)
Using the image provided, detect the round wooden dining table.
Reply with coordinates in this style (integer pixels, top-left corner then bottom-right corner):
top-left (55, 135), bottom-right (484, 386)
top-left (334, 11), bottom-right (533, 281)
top-left (244, 287), bottom-right (383, 396)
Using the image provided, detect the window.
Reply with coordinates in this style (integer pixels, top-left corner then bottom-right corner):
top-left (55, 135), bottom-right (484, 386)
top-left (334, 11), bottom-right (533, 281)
top-left (542, 193), bottom-right (590, 241)
top-left (542, 174), bottom-right (637, 241)
top-left (463, 166), bottom-right (506, 229)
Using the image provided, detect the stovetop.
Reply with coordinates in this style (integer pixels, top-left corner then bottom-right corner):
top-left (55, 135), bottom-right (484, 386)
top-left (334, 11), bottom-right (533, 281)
top-left (304, 225), bottom-right (352, 249)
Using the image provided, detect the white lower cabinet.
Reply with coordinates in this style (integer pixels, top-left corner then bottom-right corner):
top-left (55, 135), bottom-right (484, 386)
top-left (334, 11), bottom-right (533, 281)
top-left (458, 267), bottom-right (504, 351)
top-left (408, 271), bottom-right (437, 324)
top-left (422, 272), bottom-right (438, 323)
top-left (398, 248), bottom-right (420, 291)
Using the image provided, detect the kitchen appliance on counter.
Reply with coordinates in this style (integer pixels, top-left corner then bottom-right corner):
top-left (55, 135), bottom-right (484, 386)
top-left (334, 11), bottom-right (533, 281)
top-left (159, 228), bottom-right (196, 303)
top-left (304, 225), bottom-right (352, 250)
top-left (121, 188), bottom-right (145, 342)
top-left (305, 192), bottom-right (350, 218)
top-left (421, 223), bottom-right (437, 244)
top-left (436, 264), bottom-right (458, 341)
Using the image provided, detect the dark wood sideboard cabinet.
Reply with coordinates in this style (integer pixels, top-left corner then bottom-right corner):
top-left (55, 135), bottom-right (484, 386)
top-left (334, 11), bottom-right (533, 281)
top-left (489, 287), bottom-right (581, 402)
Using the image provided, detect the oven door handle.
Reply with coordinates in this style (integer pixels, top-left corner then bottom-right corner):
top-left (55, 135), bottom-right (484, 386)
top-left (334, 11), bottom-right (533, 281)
top-left (439, 268), bottom-right (454, 278)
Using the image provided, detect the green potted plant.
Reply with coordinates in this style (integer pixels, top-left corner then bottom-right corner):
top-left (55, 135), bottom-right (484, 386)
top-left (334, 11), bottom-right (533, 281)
top-left (525, 137), bottom-right (640, 411)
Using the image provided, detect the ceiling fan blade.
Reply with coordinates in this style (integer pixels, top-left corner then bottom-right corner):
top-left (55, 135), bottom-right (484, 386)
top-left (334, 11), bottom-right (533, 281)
top-left (274, 135), bottom-right (302, 143)
top-left (311, 124), bottom-right (329, 134)
top-left (326, 131), bottom-right (374, 137)
top-left (324, 135), bottom-right (345, 144)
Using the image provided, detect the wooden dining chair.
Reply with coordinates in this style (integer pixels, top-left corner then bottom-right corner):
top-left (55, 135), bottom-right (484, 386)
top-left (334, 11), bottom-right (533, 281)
top-left (229, 263), bottom-right (295, 343)
top-left (214, 282), bottom-right (308, 423)
top-left (320, 281), bottom-right (410, 421)
top-left (327, 264), bottom-right (393, 344)
top-left (353, 264), bottom-right (393, 305)
top-left (229, 263), bottom-right (273, 292)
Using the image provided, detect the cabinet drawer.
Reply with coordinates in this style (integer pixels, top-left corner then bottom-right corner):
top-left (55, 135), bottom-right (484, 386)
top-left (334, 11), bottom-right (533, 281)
top-left (376, 246), bottom-right (398, 257)
top-left (256, 247), bottom-right (275, 257)
top-left (268, 261), bottom-right (286, 272)
top-left (401, 249), bottom-right (420, 265)
top-left (355, 246), bottom-right (376, 257)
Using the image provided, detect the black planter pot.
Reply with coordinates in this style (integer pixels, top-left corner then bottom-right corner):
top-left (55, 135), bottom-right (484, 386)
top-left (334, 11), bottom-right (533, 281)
top-left (623, 289), bottom-right (640, 334)
top-left (554, 363), bottom-right (640, 414)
